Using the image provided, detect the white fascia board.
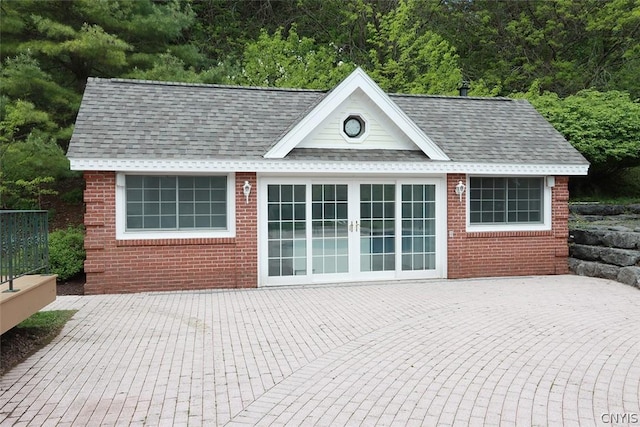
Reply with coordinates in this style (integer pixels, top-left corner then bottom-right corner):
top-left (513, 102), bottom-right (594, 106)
top-left (264, 68), bottom-right (450, 161)
top-left (69, 158), bottom-right (589, 176)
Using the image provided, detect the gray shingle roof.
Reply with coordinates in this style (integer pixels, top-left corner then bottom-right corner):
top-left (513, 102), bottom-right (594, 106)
top-left (392, 95), bottom-right (586, 164)
top-left (68, 78), bottom-right (588, 166)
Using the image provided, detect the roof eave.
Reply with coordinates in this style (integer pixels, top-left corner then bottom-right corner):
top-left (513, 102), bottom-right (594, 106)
top-left (69, 158), bottom-right (589, 176)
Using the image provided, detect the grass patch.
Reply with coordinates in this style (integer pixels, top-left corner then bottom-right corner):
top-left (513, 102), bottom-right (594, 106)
top-left (0, 310), bottom-right (77, 376)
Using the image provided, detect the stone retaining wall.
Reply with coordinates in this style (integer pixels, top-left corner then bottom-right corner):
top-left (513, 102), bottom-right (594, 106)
top-left (569, 204), bottom-right (640, 289)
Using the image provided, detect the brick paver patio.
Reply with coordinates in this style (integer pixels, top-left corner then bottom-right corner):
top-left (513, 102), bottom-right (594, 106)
top-left (1, 275), bottom-right (639, 426)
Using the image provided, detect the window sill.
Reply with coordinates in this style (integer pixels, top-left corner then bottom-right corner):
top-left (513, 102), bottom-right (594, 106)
top-left (116, 237), bottom-right (235, 247)
top-left (116, 228), bottom-right (235, 243)
top-left (466, 223), bottom-right (550, 233)
top-left (465, 230), bottom-right (553, 238)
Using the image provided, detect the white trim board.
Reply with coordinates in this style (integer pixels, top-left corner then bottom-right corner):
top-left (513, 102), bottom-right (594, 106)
top-left (71, 158), bottom-right (589, 176)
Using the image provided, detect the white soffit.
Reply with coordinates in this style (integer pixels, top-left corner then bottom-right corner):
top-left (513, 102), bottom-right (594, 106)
top-left (264, 67), bottom-right (450, 161)
top-left (69, 158), bottom-right (589, 176)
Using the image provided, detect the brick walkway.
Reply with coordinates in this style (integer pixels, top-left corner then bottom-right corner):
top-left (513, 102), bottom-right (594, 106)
top-left (1, 275), bottom-right (639, 426)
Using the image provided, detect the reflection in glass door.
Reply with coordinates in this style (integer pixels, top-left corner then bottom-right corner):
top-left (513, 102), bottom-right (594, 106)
top-left (360, 184), bottom-right (395, 272)
top-left (312, 184), bottom-right (349, 274)
top-left (263, 179), bottom-right (441, 284)
top-left (267, 185), bottom-right (306, 276)
top-left (401, 184), bottom-right (436, 270)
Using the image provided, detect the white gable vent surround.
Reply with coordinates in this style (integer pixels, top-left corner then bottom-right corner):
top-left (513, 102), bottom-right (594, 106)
top-left (340, 114), bottom-right (369, 143)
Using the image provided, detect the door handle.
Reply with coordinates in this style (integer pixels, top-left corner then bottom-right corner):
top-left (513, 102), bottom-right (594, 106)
top-left (349, 221), bottom-right (353, 232)
top-left (355, 221), bottom-right (359, 232)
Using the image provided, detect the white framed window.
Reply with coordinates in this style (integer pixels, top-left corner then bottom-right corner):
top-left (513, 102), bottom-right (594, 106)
top-left (466, 176), bottom-right (551, 232)
top-left (116, 173), bottom-right (235, 240)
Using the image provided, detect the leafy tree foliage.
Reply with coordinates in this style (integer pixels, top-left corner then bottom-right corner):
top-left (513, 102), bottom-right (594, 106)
top-left (430, 0), bottom-right (640, 98)
top-left (1, 0), bottom-right (198, 88)
top-left (0, 53), bottom-right (75, 208)
top-left (528, 89), bottom-right (640, 174)
top-left (236, 26), bottom-right (353, 89)
top-left (1, 0), bottom-right (638, 205)
top-left (0, 53), bottom-right (78, 148)
top-left (0, 136), bottom-right (69, 209)
top-left (126, 53), bottom-right (202, 83)
top-left (366, 0), bottom-right (462, 94)
top-left (0, 0), bottom-right (199, 209)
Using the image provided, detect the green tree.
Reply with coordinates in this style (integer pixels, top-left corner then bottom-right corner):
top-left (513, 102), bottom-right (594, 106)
top-left (524, 88), bottom-right (640, 192)
top-left (237, 26), bottom-right (353, 89)
top-left (1, 0), bottom-right (199, 90)
top-left (0, 54), bottom-right (74, 209)
top-left (0, 53), bottom-right (78, 149)
top-left (365, 0), bottom-right (463, 94)
top-left (126, 53), bottom-right (202, 83)
top-left (0, 135), bottom-right (69, 209)
top-left (0, 0), bottom-right (200, 209)
top-left (429, 0), bottom-right (640, 97)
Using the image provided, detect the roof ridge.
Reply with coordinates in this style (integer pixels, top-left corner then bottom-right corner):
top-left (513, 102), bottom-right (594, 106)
top-left (389, 93), bottom-right (514, 101)
top-left (87, 77), bottom-right (327, 93)
top-left (86, 78), bottom-right (516, 100)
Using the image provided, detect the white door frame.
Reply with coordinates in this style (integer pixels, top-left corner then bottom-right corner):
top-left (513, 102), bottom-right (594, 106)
top-left (257, 175), bottom-right (448, 286)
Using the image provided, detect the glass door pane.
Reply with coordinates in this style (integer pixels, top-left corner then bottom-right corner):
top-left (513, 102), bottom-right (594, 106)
top-left (401, 184), bottom-right (436, 270)
top-left (360, 184), bottom-right (395, 272)
top-left (267, 185), bottom-right (306, 276)
top-left (311, 184), bottom-right (349, 274)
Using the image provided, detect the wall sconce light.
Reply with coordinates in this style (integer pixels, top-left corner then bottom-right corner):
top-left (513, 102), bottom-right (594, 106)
top-left (454, 180), bottom-right (466, 202)
top-left (243, 181), bottom-right (252, 204)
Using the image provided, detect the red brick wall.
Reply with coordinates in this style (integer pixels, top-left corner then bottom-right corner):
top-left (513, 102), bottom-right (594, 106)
top-left (447, 174), bottom-right (570, 279)
top-left (83, 171), bottom-right (570, 292)
top-left (83, 171), bottom-right (258, 294)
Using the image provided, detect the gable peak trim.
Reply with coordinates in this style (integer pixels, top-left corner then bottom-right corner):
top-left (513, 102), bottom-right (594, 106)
top-left (264, 67), bottom-right (450, 161)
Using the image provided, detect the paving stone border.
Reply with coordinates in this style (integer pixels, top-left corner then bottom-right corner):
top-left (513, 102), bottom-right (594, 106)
top-left (569, 204), bottom-right (640, 289)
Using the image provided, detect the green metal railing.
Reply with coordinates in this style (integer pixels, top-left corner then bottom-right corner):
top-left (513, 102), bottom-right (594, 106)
top-left (0, 210), bottom-right (50, 292)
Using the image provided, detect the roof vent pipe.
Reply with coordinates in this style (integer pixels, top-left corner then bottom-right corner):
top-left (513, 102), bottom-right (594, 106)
top-left (458, 81), bottom-right (470, 97)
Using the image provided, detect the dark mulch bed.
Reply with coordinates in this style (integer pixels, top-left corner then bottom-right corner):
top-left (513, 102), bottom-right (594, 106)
top-left (1, 331), bottom-right (40, 377)
top-left (56, 275), bottom-right (85, 295)
top-left (56, 274), bottom-right (85, 296)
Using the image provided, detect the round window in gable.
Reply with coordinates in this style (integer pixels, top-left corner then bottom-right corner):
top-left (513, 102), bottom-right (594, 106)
top-left (343, 115), bottom-right (365, 138)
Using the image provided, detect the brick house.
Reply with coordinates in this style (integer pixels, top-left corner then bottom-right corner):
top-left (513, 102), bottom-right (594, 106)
top-left (68, 68), bottom-right (589, 294)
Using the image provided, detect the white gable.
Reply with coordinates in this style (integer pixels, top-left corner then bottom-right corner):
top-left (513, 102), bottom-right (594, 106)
top-left (264, 68), bottom-right (450, 160)
top-left (297, 88), bottom-right (419, 150)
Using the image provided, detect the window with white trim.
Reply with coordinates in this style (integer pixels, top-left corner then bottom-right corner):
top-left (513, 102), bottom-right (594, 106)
top-left (124, 175), bottom-right (229, 231)
top-left (469, 177), bottom-right (544, 225)
top-left (116, 172), bottom-right (236, 240)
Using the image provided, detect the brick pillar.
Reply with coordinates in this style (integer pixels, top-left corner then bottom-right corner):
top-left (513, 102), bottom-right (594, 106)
top-left (234, 172), bottom-right (258, 287)
top-left (83, 171), bottom-right (116, 294)
top-left (447, 174), bottom-right (467, 278)
top-left (552, 176), bottom-right (570, 274)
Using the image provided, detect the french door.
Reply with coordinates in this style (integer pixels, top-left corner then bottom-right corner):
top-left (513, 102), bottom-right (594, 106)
top-left (260, 178), bottom-right (444, 286)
